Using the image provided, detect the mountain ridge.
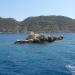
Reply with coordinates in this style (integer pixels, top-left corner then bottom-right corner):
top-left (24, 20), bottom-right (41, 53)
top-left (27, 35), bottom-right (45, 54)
top-left (0, 15), bottom-right (75, 33)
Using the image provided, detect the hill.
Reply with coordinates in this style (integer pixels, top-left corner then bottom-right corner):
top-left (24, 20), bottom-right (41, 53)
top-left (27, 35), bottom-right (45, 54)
top-left (0, 15), bottom-right (75, 33)
top-left (0, 17), bottom-right (20, 33)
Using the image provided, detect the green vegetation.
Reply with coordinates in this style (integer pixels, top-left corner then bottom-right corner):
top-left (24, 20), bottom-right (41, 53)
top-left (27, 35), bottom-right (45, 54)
top-left (0, 15), bottom-right (75, 33)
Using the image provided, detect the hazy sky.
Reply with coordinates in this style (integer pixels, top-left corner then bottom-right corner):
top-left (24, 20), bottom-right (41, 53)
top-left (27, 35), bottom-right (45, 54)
top-left (0, 0), bottom-right (75, 21)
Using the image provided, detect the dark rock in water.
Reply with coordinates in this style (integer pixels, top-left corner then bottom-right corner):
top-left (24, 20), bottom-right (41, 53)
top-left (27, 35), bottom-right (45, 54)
top-left (47, 36), bottom-right (56, 42)
top-left (32, 39), bottom-right (41, 43)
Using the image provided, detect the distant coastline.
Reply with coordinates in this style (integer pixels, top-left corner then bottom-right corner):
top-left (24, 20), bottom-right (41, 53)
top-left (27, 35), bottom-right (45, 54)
top-left (0, 15), bottom-right (75, 33)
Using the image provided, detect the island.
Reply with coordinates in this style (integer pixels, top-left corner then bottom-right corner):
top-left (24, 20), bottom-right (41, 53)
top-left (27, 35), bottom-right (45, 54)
top-left (15, 32), bottom-right (63, 44)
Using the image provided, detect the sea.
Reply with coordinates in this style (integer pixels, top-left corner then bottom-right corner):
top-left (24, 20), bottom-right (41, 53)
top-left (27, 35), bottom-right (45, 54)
top-left (0, 33), bottom-right (75, 75)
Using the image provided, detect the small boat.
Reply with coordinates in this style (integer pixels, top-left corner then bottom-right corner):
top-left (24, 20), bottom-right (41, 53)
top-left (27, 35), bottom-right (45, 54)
top-left (15, 39), bottom-right (29, 44)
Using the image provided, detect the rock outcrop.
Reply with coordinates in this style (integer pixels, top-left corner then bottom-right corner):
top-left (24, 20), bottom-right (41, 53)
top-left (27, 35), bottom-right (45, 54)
top-left (15, 32), bottom-right (63, 44)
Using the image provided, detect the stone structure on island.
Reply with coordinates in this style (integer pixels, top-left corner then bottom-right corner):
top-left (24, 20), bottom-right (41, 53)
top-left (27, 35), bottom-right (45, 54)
top-left (15, 32), bottom-right (63, 44)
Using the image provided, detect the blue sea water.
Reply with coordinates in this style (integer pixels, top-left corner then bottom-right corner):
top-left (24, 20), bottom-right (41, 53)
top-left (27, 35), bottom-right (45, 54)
top-left (0, 33), bottom-right (75, 75)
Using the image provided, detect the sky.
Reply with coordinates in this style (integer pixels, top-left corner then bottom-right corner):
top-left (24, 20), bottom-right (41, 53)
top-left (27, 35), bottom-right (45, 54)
top-left (0, 0), bottom-right (75, 21)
